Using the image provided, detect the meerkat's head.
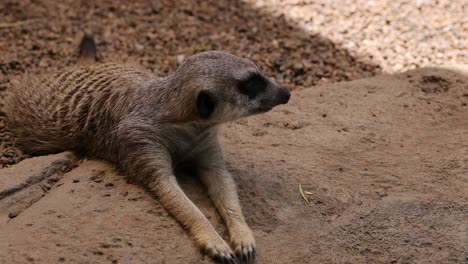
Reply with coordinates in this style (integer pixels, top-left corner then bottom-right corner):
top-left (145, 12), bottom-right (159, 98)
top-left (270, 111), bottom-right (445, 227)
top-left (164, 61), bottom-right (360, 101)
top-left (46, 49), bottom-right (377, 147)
top-left (174, 50), bottom-right (290, 123)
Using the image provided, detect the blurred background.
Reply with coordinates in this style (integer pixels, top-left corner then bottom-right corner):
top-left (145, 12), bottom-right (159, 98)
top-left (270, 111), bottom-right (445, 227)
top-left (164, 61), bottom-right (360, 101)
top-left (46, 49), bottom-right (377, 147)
top-left (1, 0), bottom-right (465, 92)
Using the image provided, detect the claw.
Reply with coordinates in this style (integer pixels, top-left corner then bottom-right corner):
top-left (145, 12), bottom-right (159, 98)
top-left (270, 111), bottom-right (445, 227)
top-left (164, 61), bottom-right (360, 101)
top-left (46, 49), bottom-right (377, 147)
top-left (234, 245), bottom-right (256, 264)
top-left (232, 254), bottom-right (240, 264)
top-left (214, 256), bottom-right (225, 264)
top-left (227, 254), bottom-right (238, 264)
top-left (235, 252), bottom-right (242, 263)
top-left (214, 253), bottom-right (239, 264)
top-left (251, 248), bottom-right (256, 264)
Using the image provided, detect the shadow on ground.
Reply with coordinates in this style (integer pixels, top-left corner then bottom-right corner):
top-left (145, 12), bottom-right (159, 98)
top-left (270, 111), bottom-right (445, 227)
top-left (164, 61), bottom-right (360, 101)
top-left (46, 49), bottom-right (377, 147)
top-left (0, 0), bottom-right (382, 167)
top-left (0, 0), bottom-right (381, 92)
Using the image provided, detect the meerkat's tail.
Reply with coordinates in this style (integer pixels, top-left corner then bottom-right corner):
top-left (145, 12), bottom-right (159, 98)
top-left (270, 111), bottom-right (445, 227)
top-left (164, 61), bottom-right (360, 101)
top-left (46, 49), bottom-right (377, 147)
top-left (77, 35), bottom-right (97, 65)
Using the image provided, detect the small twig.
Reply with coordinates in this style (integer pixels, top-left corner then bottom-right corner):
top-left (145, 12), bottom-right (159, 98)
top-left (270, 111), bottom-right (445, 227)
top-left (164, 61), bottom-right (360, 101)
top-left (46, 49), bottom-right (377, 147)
top-left (0, 20), bottom-right (34, 29)
top-left (299, 183), bottom-right (310, 204)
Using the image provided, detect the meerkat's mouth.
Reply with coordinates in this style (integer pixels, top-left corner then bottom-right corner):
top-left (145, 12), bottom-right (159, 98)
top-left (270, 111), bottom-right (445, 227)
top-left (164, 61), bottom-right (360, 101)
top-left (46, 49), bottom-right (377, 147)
top-left (252, 106), bottom-right (274, 114)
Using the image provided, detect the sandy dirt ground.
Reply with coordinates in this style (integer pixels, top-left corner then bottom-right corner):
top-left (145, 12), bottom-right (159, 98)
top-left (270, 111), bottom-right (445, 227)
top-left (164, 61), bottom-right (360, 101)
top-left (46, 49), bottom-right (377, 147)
top-left (1, 67), bottom-right (467, 264)
top-left (1, 1), bottom-right (467, 264)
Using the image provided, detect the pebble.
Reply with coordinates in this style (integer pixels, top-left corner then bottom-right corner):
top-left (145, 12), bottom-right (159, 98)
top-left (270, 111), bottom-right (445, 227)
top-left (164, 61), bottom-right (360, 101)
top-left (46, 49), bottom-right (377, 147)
top-left (8, 211), bottom-right (19, 218)
top-left (285, 121), bottom-right (304, 130)
top-left (135, 43), bottom-right (144, 51)
top-left (176, 54), bottom-right (186, 64)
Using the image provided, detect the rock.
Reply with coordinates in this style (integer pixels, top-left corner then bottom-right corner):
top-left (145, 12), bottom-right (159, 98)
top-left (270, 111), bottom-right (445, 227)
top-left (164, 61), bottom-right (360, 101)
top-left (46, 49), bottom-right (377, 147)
top-left (284, 121), bottom-right (304, 130)
top-left (8, 211), bottom-right (18, 219)
top-left (0, 152), bottom-right (77, 200)
top-left (177, 54), bottom-right (186, 64)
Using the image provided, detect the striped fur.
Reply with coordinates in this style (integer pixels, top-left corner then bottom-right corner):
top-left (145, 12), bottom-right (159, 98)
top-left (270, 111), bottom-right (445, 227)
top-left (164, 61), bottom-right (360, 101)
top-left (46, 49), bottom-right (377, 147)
top-left (3, 50), bottom-right (290, 264)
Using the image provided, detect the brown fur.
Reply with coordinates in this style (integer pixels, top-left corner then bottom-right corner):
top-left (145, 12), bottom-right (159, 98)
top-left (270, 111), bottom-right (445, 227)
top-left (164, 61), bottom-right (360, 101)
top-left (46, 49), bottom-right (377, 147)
top-left (4, 39), bottom-right (290, 264)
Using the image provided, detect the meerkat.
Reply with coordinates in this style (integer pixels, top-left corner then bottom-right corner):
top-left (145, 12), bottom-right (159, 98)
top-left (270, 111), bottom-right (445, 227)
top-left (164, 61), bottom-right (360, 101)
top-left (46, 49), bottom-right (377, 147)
top-left (4, 37), bottom-right (290, 264)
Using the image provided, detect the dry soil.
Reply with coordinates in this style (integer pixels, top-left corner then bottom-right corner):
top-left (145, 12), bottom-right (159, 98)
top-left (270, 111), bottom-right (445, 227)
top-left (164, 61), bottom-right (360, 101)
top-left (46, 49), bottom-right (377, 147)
top-left (1, 67), bottom-right (467, 264)
top-left (0, 1), bottom-right (467, 264)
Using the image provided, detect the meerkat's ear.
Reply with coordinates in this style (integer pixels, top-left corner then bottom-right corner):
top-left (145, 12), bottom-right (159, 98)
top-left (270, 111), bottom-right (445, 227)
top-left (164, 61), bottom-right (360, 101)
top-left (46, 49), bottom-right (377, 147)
top-left (77, 35), bottom-right (97, 65)
top-left (196, 90), bottom-right (216, 119)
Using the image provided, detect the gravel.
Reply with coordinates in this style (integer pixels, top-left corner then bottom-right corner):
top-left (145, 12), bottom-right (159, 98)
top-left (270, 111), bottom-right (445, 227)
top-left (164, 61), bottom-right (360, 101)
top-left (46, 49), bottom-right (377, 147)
top-left (251, 0), bottom-right (467, 73)
top-left (0, 0), bottom-right (382, 93)
top-left (0, 0), bottom-right (466, 166)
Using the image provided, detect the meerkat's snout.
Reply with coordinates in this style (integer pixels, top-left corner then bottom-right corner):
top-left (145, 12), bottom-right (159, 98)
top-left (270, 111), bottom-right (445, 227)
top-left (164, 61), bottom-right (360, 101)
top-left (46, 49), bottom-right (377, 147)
top-left (249, 78), bottom-right (291, 115)
top-left (273, 84), bottom-right (291, 105)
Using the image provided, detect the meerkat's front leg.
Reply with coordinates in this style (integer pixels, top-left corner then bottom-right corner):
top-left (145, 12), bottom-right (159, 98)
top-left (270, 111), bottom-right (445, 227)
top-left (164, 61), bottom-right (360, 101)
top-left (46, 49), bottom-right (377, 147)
top-left (197, 143), bottom-right (256, 264)
top-left (151, 172), bottom-right (239, 263)
top-left (116, 134), bottom-right (239, 264)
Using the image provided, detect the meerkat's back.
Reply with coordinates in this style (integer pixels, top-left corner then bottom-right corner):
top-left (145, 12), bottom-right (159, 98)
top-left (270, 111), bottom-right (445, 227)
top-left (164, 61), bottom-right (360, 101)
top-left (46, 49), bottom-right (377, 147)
top-left (4, 63), bottom-right (152, 155)
top-left (3, 35), bottom-right (292, 263)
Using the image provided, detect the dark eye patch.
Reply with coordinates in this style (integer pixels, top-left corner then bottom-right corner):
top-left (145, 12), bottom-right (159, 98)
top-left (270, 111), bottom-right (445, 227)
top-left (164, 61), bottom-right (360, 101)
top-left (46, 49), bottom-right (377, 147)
top-left (197, 90), bottom-right (216, 119)
top-left (238, 73), bottom-right (267, 99)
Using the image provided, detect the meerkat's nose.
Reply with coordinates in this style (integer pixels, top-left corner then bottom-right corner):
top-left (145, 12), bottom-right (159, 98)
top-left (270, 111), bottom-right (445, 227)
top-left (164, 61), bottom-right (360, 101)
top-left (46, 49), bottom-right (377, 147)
top-left (277, 87), bottom-right (291, 104)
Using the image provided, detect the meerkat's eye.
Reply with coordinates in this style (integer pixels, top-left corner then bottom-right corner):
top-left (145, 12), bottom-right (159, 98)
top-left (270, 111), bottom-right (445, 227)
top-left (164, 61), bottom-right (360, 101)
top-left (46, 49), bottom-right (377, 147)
top-left (197, 90), bottom-right (216, 119)
top-left (238, 73), bottom-right (267, 99)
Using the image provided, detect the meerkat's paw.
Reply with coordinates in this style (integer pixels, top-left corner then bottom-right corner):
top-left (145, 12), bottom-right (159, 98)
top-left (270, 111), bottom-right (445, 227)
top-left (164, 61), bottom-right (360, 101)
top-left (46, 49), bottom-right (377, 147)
top-left (230, 227), bottom-right (256, 264)
top-left (203, 239), bottom-right (239, 264)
